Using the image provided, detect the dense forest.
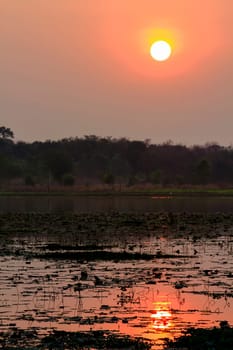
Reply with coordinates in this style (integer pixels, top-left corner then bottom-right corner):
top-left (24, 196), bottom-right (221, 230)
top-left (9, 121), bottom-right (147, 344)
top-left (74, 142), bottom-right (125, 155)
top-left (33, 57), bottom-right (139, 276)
top-left (0, 126), bottom-right (232, 190)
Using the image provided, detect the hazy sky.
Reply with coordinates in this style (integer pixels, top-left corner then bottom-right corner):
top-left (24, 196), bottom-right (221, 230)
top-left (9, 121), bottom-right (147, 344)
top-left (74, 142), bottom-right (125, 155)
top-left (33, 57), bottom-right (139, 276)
top-left (1, 1), bottom-right (233, 145)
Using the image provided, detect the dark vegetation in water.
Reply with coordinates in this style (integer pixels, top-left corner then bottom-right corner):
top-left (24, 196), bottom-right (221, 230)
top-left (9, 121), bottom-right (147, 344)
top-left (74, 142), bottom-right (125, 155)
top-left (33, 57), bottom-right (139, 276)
top-left (36, 250), bottom-right (195, 261)
top-left (1, 212), bottom-right (233, 259)
top-left (0, 329), bottom-right (151, 349)
top-left (0, 212), bottom-right (232, 262)
top-left (2, 324), bottom-right (233, 349)
top-left (37, 250), bottom-right (156, 261)
top-left (0, 126), bottom-right (233, 189)
top-left (165, 322), bottom-right (233, 350)
top-left (1, 212), bottom-right (233, 237)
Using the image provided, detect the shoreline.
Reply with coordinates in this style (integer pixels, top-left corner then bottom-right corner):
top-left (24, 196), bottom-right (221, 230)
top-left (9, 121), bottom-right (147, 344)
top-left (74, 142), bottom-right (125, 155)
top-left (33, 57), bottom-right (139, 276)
top-left (0, 188), bottom-right (233, 197)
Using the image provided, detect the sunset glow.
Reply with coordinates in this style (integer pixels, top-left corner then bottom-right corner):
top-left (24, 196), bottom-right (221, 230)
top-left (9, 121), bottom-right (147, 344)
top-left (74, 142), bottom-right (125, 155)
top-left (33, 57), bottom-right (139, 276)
top-left (150, 40), bottom-right (172, 61)
top-left (151, 301), bottom-right (172, 330)
top-left (1, 1), bottom-right (232, 145)
top-left (1, 2), bottom-right (233, 350)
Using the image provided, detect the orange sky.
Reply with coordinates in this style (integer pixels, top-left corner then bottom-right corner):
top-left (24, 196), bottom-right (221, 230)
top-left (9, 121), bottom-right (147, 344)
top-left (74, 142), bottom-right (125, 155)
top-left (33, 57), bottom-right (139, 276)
top-left (1, 1), bottom-right (233, 145)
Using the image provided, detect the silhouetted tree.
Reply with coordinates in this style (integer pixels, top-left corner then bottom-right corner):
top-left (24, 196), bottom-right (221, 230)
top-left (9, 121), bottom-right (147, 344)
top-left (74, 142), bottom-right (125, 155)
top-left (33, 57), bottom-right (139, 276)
top-left (149, 170), bottom-right (161, 185)
top-left (44, 150), bottom-right (73, 181)
top-left (63, 174), bottom-right (75, 186)
top-left (196, 159), bottom-right (211, 184)
top-left (0, 126), bottom-right (14, 139)
top-left (24, 175), bottom-right (35, 186)
top-left (103, 172), bottom-right (115, 188)
top-left (0, 134), bottom-right (232, 188)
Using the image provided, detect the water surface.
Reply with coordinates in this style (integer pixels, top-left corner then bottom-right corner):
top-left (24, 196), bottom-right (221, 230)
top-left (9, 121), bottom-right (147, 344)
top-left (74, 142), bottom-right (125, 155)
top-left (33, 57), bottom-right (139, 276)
top-left (0, 195), bottom-right (233, 212)
top-left (1, 198), bottom-right (233, 349)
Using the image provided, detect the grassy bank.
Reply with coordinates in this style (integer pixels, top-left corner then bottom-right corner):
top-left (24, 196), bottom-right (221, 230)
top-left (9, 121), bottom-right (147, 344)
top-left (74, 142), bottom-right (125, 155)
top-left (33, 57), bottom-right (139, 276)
top-left (0, 187), bottom-right (233, 197)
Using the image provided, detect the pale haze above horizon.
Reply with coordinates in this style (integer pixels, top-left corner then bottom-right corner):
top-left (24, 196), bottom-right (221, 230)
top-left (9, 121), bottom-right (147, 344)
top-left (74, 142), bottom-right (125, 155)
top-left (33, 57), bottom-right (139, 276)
top-left (1, 1), bottom-right (233, 146)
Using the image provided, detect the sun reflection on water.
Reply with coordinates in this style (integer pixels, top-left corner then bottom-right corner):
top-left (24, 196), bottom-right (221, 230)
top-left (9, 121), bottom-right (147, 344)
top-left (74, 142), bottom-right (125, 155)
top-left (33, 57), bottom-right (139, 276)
top-left (151, 300), bottom-right (172, 330)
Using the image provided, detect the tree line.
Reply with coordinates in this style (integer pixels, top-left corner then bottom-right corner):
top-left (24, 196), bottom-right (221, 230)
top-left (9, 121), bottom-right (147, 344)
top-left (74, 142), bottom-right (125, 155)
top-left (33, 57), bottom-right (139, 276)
top-left (0, 126), bottom-right (232, 189)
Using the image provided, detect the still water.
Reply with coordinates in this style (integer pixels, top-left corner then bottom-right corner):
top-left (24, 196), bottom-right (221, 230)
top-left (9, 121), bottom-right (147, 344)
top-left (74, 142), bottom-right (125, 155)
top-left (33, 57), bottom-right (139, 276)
top-left (0, 195), bottom-right (233, 212)
top-left (1, 196), bottom-right (233, 349)
top-left (1, 231), bottom-right (233, 349)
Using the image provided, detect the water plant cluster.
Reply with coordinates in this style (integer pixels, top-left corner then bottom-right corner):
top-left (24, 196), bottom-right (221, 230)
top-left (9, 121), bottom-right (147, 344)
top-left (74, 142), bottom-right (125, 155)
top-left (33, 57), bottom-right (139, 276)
top-left (1, 211), bottom-right (233, 239)
top-left (0, 329), bottom-right (151, 349)
top-left (165, 322), bottom-right (233, 350)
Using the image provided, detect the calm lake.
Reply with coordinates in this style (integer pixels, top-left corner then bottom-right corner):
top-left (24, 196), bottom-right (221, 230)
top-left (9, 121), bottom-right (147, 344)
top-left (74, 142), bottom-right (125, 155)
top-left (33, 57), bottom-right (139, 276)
top-left (1, 196), bottom-right (233, 349)
top-left (0, 195), bottom-right (233, 212)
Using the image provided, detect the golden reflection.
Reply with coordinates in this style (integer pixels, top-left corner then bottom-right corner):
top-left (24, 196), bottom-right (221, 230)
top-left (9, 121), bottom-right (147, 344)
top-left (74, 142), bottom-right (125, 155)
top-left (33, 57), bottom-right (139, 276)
top-left (151, 300), bottom-right (172, 330)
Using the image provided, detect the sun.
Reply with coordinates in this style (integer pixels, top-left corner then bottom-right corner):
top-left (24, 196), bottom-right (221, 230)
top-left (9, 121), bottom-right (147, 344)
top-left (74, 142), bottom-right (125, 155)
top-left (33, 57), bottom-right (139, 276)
top-left (150, 40), bottom-right (172, 62)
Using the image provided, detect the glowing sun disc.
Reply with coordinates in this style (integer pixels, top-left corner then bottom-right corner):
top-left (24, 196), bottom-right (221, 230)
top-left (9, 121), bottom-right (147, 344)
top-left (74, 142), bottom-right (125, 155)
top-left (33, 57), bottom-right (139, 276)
top-left (150, 41), bottom-right (172, 62)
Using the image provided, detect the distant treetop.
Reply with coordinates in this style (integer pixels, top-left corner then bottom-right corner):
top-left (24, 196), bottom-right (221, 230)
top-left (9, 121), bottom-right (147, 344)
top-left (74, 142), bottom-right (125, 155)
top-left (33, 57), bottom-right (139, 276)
top-left (0, 126), bottom-right (14, 139)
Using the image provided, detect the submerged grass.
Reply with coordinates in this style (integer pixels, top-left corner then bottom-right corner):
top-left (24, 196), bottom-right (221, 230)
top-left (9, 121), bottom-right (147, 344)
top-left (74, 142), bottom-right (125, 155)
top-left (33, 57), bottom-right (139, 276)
top-left (0, 329), bottom-right (151, 349)
top-left (3, 325), bottom-right (233, 349)
top-left (1, 211), bottom-right (233, 237)
top-left (1, 211), bottom-right (232, 261)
